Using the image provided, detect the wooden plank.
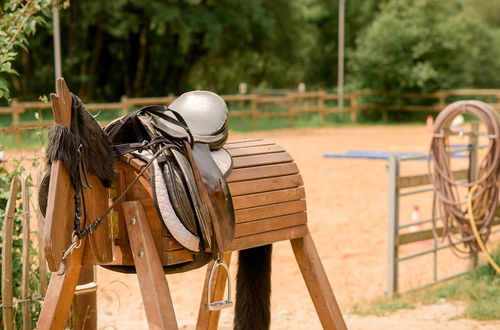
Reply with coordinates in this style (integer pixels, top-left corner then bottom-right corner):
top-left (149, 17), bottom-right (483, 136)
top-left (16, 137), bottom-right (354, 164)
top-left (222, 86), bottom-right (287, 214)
top-left (227, 145), bottom-right (285, 157)
top-left (196, 252), bottom-right (233, 330)
top-left (129, 157), bottom-right (147, 171)
top-left (397, 218), bottom-right (500, 246)
top-left (290, 230), bottom-right (347, 330)
top-left (21, 176), bottom-right (31, 330)
top-left (235, 213), bottom-right (307, 237)
top-left (1, 177), bottom-right (20, 330)
top-left (123, 201), bottom-right (179, 330)
top-left (397, 169), bottom-right (468, 189)
top-left (124, 174), bottom-right (151, 201)
top-left (225, 140), bottom-right (275, 149)
top-left (73, 264), bottom-right (97, 330)
top-left (37, 240), bottom-right (86, 330)
top-left (113, 169), bottom-right (127, 246)
top-left (232, 187), bottom-right (305, 210)
top-left (226, 163), bottom-right (299, 183)
top-left (233, 152), bottom-right (293, 168)
top-left (140, 198), bottom-right (155, 207)
top-left (228, 225), bottom-right (307, 251)
top-left (229, 174), bottom-right (303, 196)
top-left (145, 207), bottom-right (163, 257)
top-left (162, 237), bottom-right (185, 251)
top-left (235, 200), bottom-right (307, 223)
top-left (44, 161), bottom-right (74, 271)
top-left (225, 138), bottom-right (264, 146)
top-left (85, 174), bottom-right (113, 264)
top-left (121, 154), bottom-right (134, 164)
top-left (161, 250), bottom-right (194, 265)
top-left (44, 78), bottom-right (77, 272)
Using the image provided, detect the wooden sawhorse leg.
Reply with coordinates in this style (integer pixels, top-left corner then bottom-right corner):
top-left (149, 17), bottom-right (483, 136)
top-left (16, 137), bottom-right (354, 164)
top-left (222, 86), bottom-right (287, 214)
top-left (123, 201), bottom-right (179, 330)
top-left (196, 252), bottom-right (233, 330)
top-left (196, 229), bottom-right (346, 330)
top-left (37, 241), bottom-right (85, 329)
top-left (291, 229), bottom-right (347, 330)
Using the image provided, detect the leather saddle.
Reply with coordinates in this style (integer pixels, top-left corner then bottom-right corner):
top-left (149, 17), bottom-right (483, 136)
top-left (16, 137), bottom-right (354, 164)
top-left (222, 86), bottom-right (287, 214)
top-left (105, 91), bottom-right (235, 257)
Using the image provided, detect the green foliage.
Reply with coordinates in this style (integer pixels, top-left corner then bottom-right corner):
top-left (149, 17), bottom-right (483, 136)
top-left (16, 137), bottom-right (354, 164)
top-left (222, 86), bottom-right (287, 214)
top-left (8, 0), bottom-right (313, 101)
top-left (4, 0), bottom-right (500, 124)
top-left (0, 162), bottom-right (45, 328)
top-left (350, 0), bottom-right (500, 96)
top-left (0, 0), bottom-right (52, 101)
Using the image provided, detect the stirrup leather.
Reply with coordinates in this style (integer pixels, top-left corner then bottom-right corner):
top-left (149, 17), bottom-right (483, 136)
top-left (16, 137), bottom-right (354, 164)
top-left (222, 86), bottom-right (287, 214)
top-left (206, 258), bottom-right (233, 310)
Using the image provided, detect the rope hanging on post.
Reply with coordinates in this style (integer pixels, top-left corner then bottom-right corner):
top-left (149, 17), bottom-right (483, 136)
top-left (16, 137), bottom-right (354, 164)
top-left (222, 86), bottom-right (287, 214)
top-left (429, 100), bottom-right (500, 256)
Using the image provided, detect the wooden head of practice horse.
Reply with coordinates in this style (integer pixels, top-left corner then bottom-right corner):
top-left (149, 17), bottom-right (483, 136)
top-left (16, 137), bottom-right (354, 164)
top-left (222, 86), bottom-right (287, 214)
top-left (37, 78), bottom-right (346, 330)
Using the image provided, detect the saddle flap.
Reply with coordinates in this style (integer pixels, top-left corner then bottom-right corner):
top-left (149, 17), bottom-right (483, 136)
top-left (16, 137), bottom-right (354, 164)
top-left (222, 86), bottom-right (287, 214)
top-left (162, 157), bottom-right (198, 235)
top-left (192, 143), bottom-right (235, 251)
top-left (171, 149), bottom-right (212, 251)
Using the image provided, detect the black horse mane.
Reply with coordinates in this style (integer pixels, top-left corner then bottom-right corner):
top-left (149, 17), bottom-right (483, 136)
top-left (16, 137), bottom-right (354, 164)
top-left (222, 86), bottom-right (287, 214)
top-left (45, 94), bottom-right (116, 188)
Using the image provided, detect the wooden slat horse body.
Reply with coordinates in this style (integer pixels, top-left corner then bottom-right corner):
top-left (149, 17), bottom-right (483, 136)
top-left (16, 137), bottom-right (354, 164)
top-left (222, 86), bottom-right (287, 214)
top-left (38, 79), bottom-right (346, 330)
top-left (81, 139), bottom-right (308, 270)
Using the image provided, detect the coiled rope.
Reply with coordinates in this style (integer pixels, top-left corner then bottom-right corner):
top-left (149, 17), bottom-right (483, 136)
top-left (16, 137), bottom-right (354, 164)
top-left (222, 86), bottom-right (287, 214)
top-left (429, 100), bottom-right (500, 257)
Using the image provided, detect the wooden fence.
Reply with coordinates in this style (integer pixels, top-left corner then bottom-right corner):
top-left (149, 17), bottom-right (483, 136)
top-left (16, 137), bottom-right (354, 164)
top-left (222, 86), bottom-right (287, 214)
top-left (2, 89), bottom-right (500, 143)
top-left (1, 175), bottom-right (47, 330)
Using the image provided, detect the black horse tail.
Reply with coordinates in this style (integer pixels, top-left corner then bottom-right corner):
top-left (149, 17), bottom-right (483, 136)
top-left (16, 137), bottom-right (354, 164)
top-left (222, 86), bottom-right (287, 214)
top-left (234, 244), bottom-right (272, 330)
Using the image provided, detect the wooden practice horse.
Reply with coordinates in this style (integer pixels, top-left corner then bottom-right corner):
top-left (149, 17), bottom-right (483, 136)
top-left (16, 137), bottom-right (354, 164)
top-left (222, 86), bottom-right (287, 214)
top-left (37, 78), bottom-right (346, 329)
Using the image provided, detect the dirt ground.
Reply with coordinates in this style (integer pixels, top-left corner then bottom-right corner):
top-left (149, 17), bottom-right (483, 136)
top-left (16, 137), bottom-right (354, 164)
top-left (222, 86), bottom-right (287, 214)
top-left (5, 125), bottom-right (499, 329)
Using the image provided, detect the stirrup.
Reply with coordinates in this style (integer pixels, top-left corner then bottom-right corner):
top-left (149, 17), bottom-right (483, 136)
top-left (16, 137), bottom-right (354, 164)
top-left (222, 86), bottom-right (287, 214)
top-left (206, 258), bottom-right (233, 310)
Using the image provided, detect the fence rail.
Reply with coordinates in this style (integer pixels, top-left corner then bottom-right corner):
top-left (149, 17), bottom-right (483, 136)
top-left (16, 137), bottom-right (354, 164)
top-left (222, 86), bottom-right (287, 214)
top-left (2, 89), bottom-right (500, 143)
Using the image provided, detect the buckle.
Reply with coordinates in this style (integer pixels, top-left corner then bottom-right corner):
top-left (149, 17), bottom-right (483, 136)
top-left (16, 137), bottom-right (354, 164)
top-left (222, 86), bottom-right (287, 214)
top-left (206, 258), bottom-right (233, 311)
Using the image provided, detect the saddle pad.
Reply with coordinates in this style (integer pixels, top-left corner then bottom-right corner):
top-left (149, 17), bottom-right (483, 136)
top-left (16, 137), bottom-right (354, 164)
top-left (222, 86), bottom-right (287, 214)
top-left (151, 159), bottom-right (200, 252)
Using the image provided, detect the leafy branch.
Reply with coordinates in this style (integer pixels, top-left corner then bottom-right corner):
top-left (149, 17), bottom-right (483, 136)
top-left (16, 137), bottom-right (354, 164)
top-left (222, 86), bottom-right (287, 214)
top-left (0, 0), bottom-right (54, 100)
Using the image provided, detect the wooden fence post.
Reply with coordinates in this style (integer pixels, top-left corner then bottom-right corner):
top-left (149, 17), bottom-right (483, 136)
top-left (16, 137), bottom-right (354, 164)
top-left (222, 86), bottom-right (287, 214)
top-left (436, 91), bottom-right (446, 109)
top-left (10, 99), bottom-right (23, 145)
top-left (318, 91), bottom-right (325, 125)
top-left (120, 95), bottom-right (129, 116)
top-left (350, 92), bottom-right (358, 124)
top-left (251, 94), bottom-right (258, 130)
top-left (21, 176), bottom-right (31, 330)
top-left (1, 176), bottom-right (20, 330)
top-left (288, 94), bottom-right (296, 127)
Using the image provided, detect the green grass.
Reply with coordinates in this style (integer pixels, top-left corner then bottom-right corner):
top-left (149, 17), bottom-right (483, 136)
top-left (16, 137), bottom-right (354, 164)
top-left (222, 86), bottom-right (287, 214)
top-left (0, 129), bottom-right (48, 149)
top-left (352, 301), bottom-right (416, 316)
top-left (351, 249), bottom-right (500, 320)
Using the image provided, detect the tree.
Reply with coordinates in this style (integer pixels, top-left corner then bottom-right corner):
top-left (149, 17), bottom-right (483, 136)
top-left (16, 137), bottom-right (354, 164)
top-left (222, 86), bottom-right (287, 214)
top-left (9, 0), bottom-right (311, 101)
top-left (350, 0), bottom-right (500, 95)
top-left (304, 0), bottom-right (380, 89)
top-left (0, 0), bottom-right (51, 101)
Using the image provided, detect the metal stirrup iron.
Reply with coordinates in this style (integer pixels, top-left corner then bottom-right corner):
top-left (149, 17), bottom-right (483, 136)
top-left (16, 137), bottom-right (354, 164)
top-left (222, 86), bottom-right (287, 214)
top-left (206, 258), bottom-right (233, 310)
